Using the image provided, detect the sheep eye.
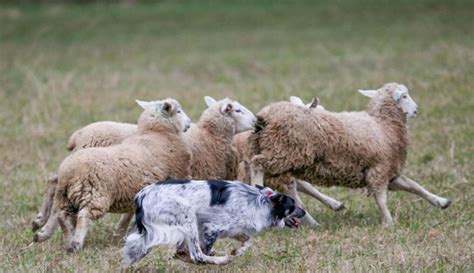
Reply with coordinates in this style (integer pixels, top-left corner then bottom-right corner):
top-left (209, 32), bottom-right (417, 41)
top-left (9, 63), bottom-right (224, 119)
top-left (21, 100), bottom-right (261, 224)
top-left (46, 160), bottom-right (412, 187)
top-left (177, 110), bottom-right (182, 114)
top-left (235, 109), bottom-right (242, 113)
top-left (402, 95), bottom-right (407, 99)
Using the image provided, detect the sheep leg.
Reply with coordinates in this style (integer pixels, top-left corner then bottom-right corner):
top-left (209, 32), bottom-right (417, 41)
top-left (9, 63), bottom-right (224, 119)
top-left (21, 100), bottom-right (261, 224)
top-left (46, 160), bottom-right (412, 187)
top-left (389, 176), bottom-right (452, 208)
top-left (32, 174), bottom-right (58, 232)
top-left (68, 208), bottom-right (92, 253)
top-left (250, 155), bottom-right (266, 186)
top-left (113, 212), bottom-right (134, 240)
top-left (284, 181), bottom-right (319, 226)
top-left (296, 180), bottom-right (345, 211)
top-left (58, 210), bottom-right (76, 248)
top-left (374, 189), bottom-right (393, 226)
top-left (230, 234), bottom-right (252, 257)
top-left (33, 210), bottom-right (59, 243)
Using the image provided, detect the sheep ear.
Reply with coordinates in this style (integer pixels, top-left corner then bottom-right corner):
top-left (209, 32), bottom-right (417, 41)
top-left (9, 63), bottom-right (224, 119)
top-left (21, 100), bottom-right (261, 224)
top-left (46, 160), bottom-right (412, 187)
top-left (136, 100), bottom-right (153, 110)
top-left (162, 102), bottom-right (173, 113)
top-left (221, 103), bottom-right (233, 114)
top-left (358, 89), bottom-right (377, 98)
top-left (393, 89), bottom-right (405, 102)
top-left (307, 97), bottom-right (320, 109)
top-left (204, 96), bottom-right (217, 107)
top-left (289, 96), bottom-right (305, 106)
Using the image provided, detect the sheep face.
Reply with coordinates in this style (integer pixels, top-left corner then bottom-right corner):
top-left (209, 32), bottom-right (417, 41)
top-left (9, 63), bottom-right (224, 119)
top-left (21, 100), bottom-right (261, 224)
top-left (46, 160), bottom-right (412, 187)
top-left (289, 96), bottom-right (326, 112)
top-left (136, 98), bottom-right (192, 132)
top-left (394, 85), bottom-right (418, 119)
top-left (359, 83), bottom-right (418, 119)
top-left (204, 96), bottom-right (256, 133)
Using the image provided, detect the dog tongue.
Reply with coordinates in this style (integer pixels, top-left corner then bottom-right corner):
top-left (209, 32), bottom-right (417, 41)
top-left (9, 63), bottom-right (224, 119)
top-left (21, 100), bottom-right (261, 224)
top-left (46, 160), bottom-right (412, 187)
top-left (285, 217), bottom-right (300, 228)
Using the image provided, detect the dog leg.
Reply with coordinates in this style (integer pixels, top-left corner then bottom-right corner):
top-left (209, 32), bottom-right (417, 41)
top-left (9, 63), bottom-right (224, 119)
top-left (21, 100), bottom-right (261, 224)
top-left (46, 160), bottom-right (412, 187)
top-left (389, 176), bottom-right (451, 208)
top-left (201, 225), bottom-right (219, 256)
top-left (296, 180), bottom-right (345, 211)
top-left (231, 234), bottom-right (252, 257)
top-left (32, 174), bottom-right (58, 231)
top-left (68, 208), bottom-right (92, 253)
top-left (184, 216), bottom-right (234, 265)
top-left (113, 212), bottom-right (134, 241)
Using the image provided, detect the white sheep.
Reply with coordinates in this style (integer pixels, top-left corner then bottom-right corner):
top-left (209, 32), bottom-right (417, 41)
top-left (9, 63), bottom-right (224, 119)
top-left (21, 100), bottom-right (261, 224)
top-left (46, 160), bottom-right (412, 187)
top-left (33, 96), bottom-right (256, 238)
top-left (33, 98), bottom-right (192, 252)
top-left (233, 96), bottom-right (344, 226)
top-left (250, 83), bottom-right (451, 225)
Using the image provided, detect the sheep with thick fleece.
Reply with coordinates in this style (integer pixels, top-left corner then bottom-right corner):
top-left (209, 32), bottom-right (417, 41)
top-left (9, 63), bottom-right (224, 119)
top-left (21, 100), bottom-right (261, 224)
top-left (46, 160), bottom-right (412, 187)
top-left (32, 96), bottom-right (256, 237)
top-left (33, 99), bottom-right (192, 252)
top-left (183, 96), bottom-right (256, 180)
top-left (32, 121), bottom-right (136, 231)
top-left (67, 121), bottom-right (137, 152)
top-left (233, 97), bottom-right (344, 226)
top-left (250, 83), bottom-right (451, 225)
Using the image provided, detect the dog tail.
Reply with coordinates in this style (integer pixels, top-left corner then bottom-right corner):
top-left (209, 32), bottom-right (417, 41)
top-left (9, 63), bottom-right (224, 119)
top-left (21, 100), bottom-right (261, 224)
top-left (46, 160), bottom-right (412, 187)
top-left (122, 232), bottom-right (148, 267)
top-left (122, 191), bottom-right (188, 267)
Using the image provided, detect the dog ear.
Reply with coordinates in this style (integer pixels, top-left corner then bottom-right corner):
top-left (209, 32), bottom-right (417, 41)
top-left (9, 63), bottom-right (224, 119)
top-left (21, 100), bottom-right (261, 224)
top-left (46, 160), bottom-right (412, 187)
top-left (269, 193), bottom-right (285, 204)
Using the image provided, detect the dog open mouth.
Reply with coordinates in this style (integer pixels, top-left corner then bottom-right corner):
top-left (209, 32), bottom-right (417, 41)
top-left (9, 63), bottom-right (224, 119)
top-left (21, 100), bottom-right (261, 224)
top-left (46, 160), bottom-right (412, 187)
top-left (285, 217), bottom-right (301, 228)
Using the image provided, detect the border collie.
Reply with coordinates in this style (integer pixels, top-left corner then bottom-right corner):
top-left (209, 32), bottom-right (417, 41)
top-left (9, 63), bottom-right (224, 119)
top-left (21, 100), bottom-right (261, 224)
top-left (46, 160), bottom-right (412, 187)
top-left (122, 179), bottom-right (306, 266)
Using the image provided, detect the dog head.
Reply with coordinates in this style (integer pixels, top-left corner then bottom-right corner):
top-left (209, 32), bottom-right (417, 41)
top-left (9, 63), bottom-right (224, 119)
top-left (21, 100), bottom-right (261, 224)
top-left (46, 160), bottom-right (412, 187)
top-left (269, 193), bottom-right (306, 228)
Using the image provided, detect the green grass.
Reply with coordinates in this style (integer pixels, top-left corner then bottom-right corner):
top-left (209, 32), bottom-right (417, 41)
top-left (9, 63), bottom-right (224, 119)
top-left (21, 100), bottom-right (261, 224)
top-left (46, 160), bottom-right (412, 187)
top-left (0, 0), bottom-right (473, 271)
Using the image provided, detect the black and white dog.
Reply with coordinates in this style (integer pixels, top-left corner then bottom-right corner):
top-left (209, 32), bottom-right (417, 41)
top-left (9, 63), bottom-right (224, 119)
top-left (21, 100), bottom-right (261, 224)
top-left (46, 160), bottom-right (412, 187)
top-left (122, 179), bottom-right (306, 266)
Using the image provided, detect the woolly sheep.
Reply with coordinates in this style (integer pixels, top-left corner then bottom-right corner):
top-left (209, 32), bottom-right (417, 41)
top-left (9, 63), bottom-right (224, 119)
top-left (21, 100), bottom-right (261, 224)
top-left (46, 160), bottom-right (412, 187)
top-left (183, 96), bottom-right (256, 180)
top-left (32, 122), bottom-right (137, 232)
top-left (33, 98), bottom-right (192, 252)
top-left (250, 83), bottom-right (451, 225)
top-left (233, 97), bottom-right (344, 226)
top-left (32, 96), bottom-right (256, 238)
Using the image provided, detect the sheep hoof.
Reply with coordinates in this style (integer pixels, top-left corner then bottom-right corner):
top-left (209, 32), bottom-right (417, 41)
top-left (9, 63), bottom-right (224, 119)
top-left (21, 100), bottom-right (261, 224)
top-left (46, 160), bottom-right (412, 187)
top-left (441, 199), bottom-right (452, 209)
top-left (33, 232), bottom-right (48, 243)
top-left (334, 203), bottom-right (345, 211)
top-left (31, 221), bottom-right (41, 232)
top-left (67, 242), bottom-right (82, 254)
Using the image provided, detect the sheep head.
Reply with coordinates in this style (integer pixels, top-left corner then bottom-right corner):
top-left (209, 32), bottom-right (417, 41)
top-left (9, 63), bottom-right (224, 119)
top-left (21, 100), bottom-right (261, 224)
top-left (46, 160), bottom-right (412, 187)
top-left (204, 96), bottom-right (256, 133)
top-left (359, 83), bottom-right (418, 119)
top-left (136, 98), bottom-right (191, 133)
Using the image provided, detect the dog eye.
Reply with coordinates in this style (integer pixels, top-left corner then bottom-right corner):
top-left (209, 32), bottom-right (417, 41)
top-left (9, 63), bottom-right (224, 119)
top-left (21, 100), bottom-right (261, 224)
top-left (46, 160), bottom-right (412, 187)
top-left (288, 206), bottom-right (295, 215)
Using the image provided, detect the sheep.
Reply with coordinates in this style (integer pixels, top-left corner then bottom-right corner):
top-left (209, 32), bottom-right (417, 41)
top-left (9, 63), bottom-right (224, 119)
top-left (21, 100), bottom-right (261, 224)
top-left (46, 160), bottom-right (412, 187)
top-left (33, 98), bottom-right (192, 253)
top-left (233, 96), bottom-right (344, 226)
top-left (67, 121), bottom-right (137, 152)
top-left (32, 121), bottom-right (136, 231)
top-left (249, 83), bottom-right (451, 225)
top-left (32, 96), bottom-right (256, 239)
top-left (183, 96), bottom-right (256, 180)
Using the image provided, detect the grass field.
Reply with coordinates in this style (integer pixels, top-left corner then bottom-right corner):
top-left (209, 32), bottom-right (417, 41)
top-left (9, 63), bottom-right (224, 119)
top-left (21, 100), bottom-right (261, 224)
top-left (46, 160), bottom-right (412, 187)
top-left (1, 0), bottom-right (473, 271)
